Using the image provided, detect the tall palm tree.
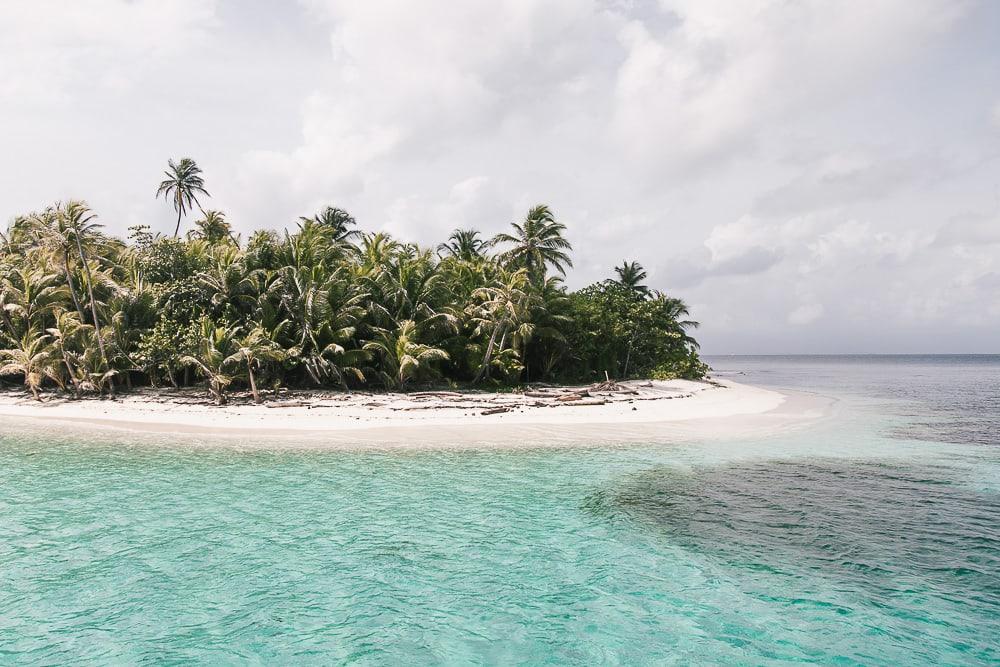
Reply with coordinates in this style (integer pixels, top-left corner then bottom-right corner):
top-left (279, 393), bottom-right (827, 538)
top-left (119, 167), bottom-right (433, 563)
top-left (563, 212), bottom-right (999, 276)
top-left (267, 264), bottom-right (369, 387)
top-left (28, 206), bottom-right (87, 322)
top-left (61, 201), bottom-right (109, 368)
top-left (524, 276), bottom-right (571, 381)
top-left (47, 309), bottom-right (91, 398)
top-left (491, 205), bottom-right (573, 284)
top-left (438, 229), bottom-right (485, 262)
top-left (615, 260), bottom-right (650, 297)
top-left (156, 158), bottom-right (210, 237)
top-left (468, 268), bottom-right (539, 383)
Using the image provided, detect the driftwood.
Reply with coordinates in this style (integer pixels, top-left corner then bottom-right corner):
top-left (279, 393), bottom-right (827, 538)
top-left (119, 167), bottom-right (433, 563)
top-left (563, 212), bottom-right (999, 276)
top-left (550, 398), bottom-right (607, 407)
top-left (399, 403), bottom-right (487, 411)
top-left (481, 406), bottom-right (511, 415)
top-left (410, 391), bottom-right (464, 399)
top-left (590, 381), bottom-right (620, 392)
top-left (266, 401), bottom-right (311, 408)
top-left (523, 391), bottom-right (559, 398)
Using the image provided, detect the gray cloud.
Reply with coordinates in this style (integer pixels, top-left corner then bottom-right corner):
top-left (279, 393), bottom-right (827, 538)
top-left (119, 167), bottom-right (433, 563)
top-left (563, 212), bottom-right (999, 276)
top-left (661, 246), bottom-right (784, 288)
top-left (752, 154), bottom-right (936, 217)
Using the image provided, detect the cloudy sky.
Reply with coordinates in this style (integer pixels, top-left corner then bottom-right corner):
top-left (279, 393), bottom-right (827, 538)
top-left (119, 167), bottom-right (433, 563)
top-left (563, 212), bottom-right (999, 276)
top-left (1, 1), bottom-right (998, 353)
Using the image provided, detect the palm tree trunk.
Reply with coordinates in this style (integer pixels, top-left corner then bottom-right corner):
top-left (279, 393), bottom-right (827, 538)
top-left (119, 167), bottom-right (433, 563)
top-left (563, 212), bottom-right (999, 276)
top-left (212, 381), bottom-right (226, 406)
top-left (62, 252), bottom-right (86, 322)
top-left (247, 360), bottom-right (260, 404)
top-left (0, 310), bottom-right (14, 339)
top-left (522, 339), bottom-right (529, 383)
top-left (174, 208), bottom-right (183, 238)
top-left (61, 351), bottom-right (80, 399)
top-left (622, 328), bottom-right (639, 379)
top-left (74, 236), bottom-right (108, 367)
top-left (473, 325), bottom-right (503, 384)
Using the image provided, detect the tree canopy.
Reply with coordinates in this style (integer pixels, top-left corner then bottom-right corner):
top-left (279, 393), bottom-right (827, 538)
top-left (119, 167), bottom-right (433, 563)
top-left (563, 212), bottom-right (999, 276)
top-left (0, 166), bottom-right (706, 403)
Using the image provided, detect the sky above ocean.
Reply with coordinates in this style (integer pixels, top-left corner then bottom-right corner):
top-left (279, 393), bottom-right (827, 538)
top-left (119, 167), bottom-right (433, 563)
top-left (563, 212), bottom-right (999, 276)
top-left (1, 1), bottom-right (998, 353)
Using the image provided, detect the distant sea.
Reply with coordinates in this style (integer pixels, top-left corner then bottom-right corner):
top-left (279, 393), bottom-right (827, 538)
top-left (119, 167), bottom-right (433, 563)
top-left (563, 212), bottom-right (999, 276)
top-left (1, 355), bottom-right (997, 664)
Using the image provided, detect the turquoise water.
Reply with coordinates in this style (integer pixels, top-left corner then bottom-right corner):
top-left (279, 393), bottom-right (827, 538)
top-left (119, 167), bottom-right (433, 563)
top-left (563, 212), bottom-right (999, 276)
top-left (1, 356), bottom-right (998, 664)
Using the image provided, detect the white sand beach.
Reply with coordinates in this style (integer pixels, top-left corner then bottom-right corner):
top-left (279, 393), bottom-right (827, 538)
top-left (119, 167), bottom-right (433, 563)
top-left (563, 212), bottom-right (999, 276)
top-left (0, 379), bottom-right (827, 448)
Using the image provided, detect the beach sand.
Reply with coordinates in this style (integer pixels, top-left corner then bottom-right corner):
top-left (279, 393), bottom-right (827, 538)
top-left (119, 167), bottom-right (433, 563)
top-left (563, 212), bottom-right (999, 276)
top-left (0, 379), bottom-right (828, 448)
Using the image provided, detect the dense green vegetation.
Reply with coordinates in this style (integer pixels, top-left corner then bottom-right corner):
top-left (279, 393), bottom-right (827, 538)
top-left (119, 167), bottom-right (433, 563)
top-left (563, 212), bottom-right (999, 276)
top-left (0, 159), bottom-right (704, 403)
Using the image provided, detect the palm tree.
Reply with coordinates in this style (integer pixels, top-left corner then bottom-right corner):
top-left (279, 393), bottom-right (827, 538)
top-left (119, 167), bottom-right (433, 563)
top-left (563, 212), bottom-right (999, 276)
top-left (615, 260), bottom-right (650, 297)
top-left (299, 206), bottom-right (360, 244)
top-left (438, 229), bottom-right (486, 262)
top-left (356, 232), bottom-right (402, 278)
top-left (74, 334), bottom-right (119, 398)
top-left (659, 296), bottom-right (700, 348)
top-left (468, 269), bottom-right (538, 383)
top-left (106, 286), bottom-right (157, 390)
top-left (180, 318), bottom-right (237, 405)
top-left (363, 319), bottom-right (449, 390)
top-left (47, 310), bottom-right (91, 397)
top-left (491, 205), bottom-right (572, 283)
top-left (368, 247), bottom-right (456, 331)
top-left (0, 331), bottom-right (59, 401)
top-left (0, 263), bottom-right (70, 340)
top-left (27, 206), bottom-right (87, 322)
top-left (197, 245), bottom-right (258, 320)
top-left (268, 265), bottom-right (369, 387)
top-left (156, 158), bottom-right (210, 237)
top-left (187, 210), bottom-right (234, 244)
top-left (524, 276), bottom-right (571, 381)
top-left (61, 201), bottom-right (110, 369)
top-left (225, 326), bottom-right (286, 404)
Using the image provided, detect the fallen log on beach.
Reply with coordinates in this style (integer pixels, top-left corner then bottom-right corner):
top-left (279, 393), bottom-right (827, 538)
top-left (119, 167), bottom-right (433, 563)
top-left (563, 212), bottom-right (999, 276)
top-left (265, 401), bottom-right (312, 408)
top-left (410, 391), bottom-right (464, 399)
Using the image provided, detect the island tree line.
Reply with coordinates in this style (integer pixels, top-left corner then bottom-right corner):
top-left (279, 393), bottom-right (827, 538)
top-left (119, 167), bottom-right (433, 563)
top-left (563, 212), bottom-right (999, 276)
top-left (0, 158), bottom-right (705, 403)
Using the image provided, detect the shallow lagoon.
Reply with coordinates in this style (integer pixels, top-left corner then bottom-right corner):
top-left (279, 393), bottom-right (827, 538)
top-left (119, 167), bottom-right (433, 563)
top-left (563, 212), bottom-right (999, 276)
top-left (1, 356), bottom-right (998, 664)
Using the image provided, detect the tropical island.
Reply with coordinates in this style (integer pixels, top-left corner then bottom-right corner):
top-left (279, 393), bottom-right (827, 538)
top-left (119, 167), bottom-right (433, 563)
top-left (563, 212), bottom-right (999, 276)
top-left (0, 158), bottom-right (706, 404)
top-left (0, 158), bottom-right (791, 441)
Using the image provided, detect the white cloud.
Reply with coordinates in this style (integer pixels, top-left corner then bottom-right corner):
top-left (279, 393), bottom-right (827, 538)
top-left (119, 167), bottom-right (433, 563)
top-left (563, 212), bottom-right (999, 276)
top-left (0, 0), bottom-right (997, 352)
top-left (0, 1), bottom-right (218, 104)
top-left (788, 302), bottom-right (824, 326)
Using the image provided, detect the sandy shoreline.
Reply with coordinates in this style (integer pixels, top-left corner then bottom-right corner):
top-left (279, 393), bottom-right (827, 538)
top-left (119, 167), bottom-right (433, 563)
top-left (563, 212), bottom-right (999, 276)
top-left (0, 378), bottom-right (832, 449)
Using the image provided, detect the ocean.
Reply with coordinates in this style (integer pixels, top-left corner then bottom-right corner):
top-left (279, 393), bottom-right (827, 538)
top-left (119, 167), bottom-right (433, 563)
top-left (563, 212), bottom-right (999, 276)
top-left (1, 355), bottom-right (997, 664)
